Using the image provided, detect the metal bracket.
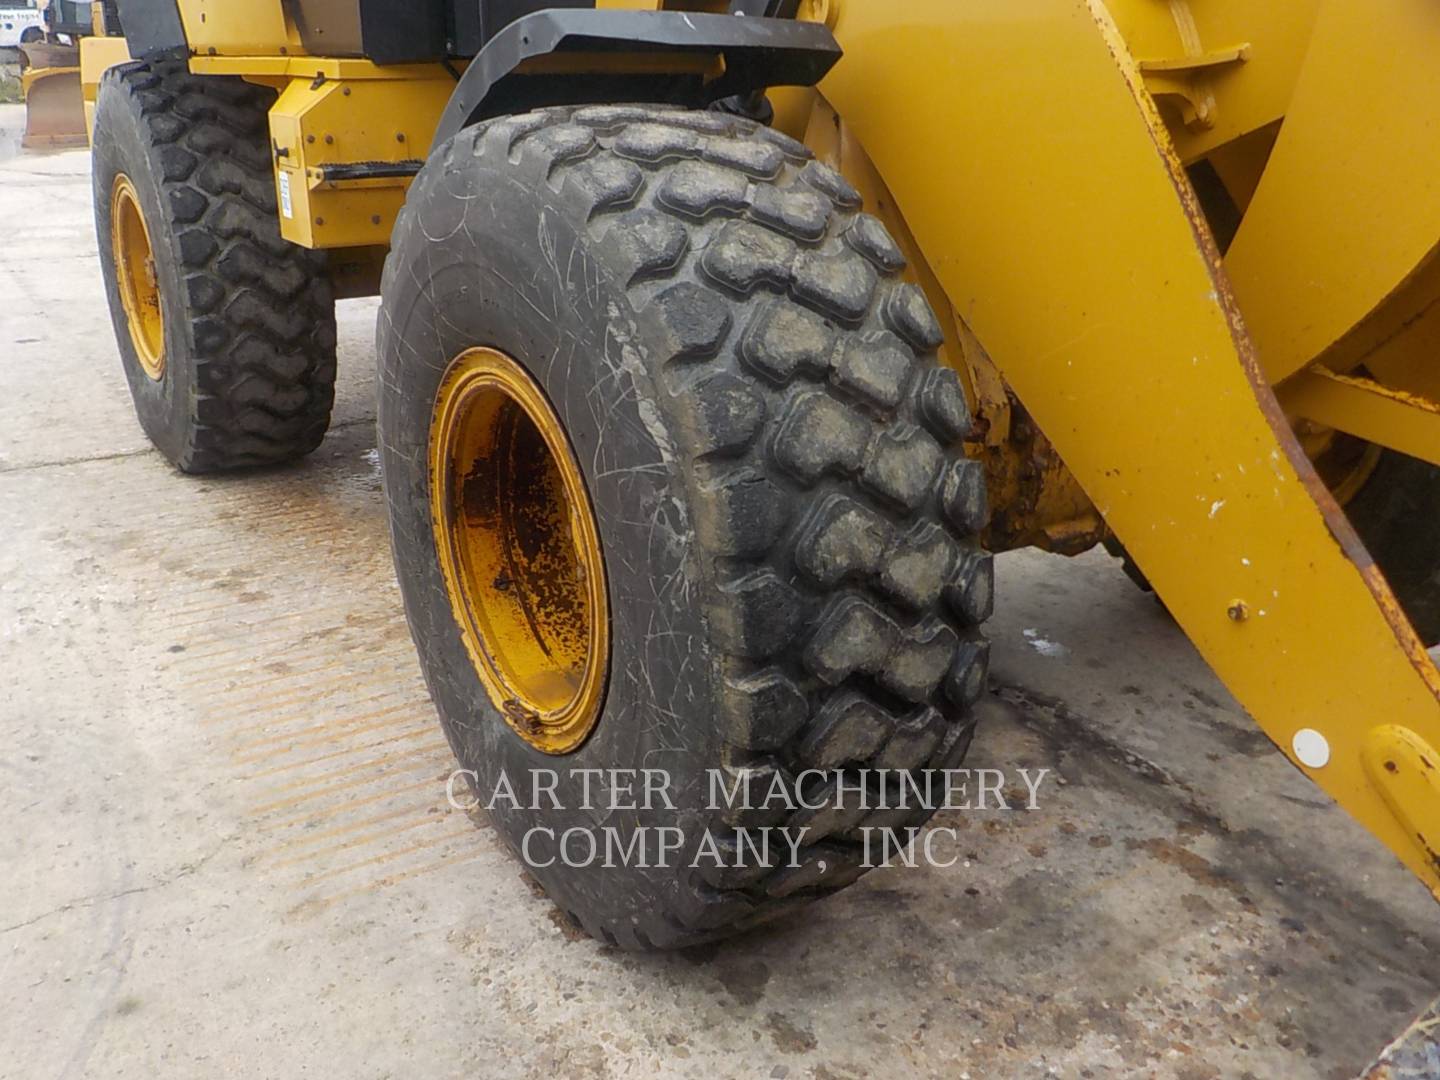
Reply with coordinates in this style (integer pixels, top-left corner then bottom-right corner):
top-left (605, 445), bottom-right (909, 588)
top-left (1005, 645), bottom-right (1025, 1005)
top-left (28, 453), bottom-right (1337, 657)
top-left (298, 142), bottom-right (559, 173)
top-left (1134, 0), bottom-right (1249, 130)
top-left (1282, 367), bottom-right (1440, 470)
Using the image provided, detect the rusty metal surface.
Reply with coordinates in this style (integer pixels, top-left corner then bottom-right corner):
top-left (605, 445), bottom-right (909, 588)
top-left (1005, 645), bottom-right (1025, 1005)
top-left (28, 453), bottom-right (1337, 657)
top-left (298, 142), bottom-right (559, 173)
top-left (17, 40), bottom-right (78, 71)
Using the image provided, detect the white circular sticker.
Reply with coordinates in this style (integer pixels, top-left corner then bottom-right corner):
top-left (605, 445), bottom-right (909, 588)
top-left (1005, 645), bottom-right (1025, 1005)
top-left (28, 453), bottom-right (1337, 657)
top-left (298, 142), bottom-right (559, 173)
top-left (1291, 728), bottom-right (1331, 769)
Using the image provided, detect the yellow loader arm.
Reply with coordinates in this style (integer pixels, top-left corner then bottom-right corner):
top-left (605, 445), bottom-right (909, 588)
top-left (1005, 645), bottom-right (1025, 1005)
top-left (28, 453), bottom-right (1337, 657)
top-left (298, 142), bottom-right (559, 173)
top-left (810, 0), bottom-right (1440, 895)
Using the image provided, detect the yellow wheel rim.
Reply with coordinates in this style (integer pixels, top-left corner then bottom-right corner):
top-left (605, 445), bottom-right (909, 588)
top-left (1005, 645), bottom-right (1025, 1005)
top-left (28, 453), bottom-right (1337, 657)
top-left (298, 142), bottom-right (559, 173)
top-left (429, 347), bottom-right (609, 754)
top-left (110, 174), bottom-right (165, 381)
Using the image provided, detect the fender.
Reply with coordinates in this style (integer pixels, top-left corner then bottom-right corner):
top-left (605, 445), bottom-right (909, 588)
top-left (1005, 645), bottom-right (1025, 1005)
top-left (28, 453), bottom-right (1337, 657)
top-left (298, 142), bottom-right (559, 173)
top-left (430, 8), bottom-right (840, 150)
top-left (113, 0), bottom-right (186, 61)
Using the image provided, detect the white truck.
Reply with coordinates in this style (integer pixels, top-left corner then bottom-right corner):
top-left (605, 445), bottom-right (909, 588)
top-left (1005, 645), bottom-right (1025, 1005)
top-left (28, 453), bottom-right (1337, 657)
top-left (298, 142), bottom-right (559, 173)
top-left (0, 2), bottom-right (41, 49)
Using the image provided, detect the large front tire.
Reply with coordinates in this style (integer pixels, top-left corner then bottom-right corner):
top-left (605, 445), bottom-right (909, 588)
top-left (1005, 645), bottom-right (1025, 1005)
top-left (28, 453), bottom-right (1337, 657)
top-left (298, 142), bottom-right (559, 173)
top-left (379, 106), bottom-right (993, 948)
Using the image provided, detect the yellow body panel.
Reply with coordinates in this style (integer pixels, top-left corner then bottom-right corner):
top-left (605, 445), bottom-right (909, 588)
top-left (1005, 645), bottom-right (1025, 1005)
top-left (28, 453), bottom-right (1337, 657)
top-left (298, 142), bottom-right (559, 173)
top-left (264, 69), bottom-right (454, 249)
top-left (174, 0), bottom-right (303, 56)
top-left (186, 56), bottom-right (446, 82)
top-left (182, 56), bottom-right (457, 250)
top-left (78, 34), bottom-right (132, 137)
top-left (1363, 726), bottom-right (1440, 873)
top-left (1223, 0), bottom-right (1440, 386)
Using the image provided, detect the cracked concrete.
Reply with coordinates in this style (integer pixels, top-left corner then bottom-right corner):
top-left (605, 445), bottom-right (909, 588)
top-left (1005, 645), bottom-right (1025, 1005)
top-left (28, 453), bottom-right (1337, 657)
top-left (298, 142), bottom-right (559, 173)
top-left (3, 843), bottom-right (225, 937)
top-left (2, 104), bottom-right (1438, 1079)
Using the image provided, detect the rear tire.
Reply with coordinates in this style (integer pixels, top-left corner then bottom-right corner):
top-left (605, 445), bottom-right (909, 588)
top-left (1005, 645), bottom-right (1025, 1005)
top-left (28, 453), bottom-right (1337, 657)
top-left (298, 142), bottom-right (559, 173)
top-left (379, 106), bottom-right (994, 948)
top-left (92, 61), bottom-right (336, 473)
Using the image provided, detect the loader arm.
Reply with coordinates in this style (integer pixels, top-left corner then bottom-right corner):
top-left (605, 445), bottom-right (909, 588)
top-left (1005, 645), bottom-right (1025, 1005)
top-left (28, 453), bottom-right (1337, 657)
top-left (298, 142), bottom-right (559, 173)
top-left (817, 0), bottom-right (1440, 894)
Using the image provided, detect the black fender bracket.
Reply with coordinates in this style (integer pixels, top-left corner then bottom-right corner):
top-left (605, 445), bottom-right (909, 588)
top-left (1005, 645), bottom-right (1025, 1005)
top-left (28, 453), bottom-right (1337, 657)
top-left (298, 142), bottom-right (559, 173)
top-left (431, 9), bottom-right (841, 151)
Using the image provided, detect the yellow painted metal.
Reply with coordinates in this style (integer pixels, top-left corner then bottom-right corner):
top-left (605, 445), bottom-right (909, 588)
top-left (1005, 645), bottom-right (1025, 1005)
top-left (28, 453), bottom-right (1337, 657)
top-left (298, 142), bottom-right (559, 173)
top-left (1282, 369), bottom-right (1440, 470)
top-left (79, 34), bottom-right (133, 139)
top-left (1311, 250), bottom-right (1440, 406)
top-left (429, 348), bottom-right (609, 755)
top-left (1104, 0), bottom-right (1318, 164)
top-left (818, 0), bottom-right (1440, 896)
top-left (1224, 0), bottom-right (1440, 386)
top-left (265, 69), bottom-right (454, 249)
top-left (1135, 46), bottom-right (1248, 135)
top-left (184, 57), bottom-right (455, 250)
top-left (110, 174), bottom-right (166, 381)
top-left (1361, 329), bottom-right (1440, 415)
top-left (174, 0), bottom-right (305, 56)
top-left (187, 56), bottom-right (448, 82)
top-left (1363, 727), bottom-right (1440, 873)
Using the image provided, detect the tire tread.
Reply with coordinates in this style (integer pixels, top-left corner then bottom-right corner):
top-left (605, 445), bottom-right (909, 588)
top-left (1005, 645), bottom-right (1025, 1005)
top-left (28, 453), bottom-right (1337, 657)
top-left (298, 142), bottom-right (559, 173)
top-left (104, 61), bottom-right (335, 472)
top-left (427, 106), bottom-right (994, 945)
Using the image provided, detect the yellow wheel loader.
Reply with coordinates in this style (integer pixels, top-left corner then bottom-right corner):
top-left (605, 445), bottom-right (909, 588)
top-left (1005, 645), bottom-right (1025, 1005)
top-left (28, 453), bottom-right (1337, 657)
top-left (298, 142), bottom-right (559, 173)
top-left (78, 0), bottom-right (1440, 991)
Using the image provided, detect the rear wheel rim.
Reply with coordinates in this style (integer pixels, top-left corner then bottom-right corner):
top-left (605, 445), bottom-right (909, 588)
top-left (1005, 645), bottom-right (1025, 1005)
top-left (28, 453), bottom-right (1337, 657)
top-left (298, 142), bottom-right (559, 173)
top-left (111, 174), bottom-right (165, 381)
top-left (428, 347), bottom-right (609, 754)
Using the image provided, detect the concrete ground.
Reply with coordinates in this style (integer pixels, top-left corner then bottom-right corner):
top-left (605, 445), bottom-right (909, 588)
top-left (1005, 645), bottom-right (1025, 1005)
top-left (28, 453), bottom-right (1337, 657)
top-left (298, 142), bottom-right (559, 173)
top-left (2, 103), bottom-right (1437, 1079)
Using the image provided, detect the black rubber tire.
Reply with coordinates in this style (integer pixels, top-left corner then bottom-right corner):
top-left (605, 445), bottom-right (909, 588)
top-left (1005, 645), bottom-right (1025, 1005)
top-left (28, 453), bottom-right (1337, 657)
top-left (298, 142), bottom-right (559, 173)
top-left (19, 26), bottom-right (43, 45)
top-left (92, 61), bottom-right (336, 473)
top-left (1345, 450), bottom-right (1440, 645)
top-left (378, 106), bottom-right (993, 949)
